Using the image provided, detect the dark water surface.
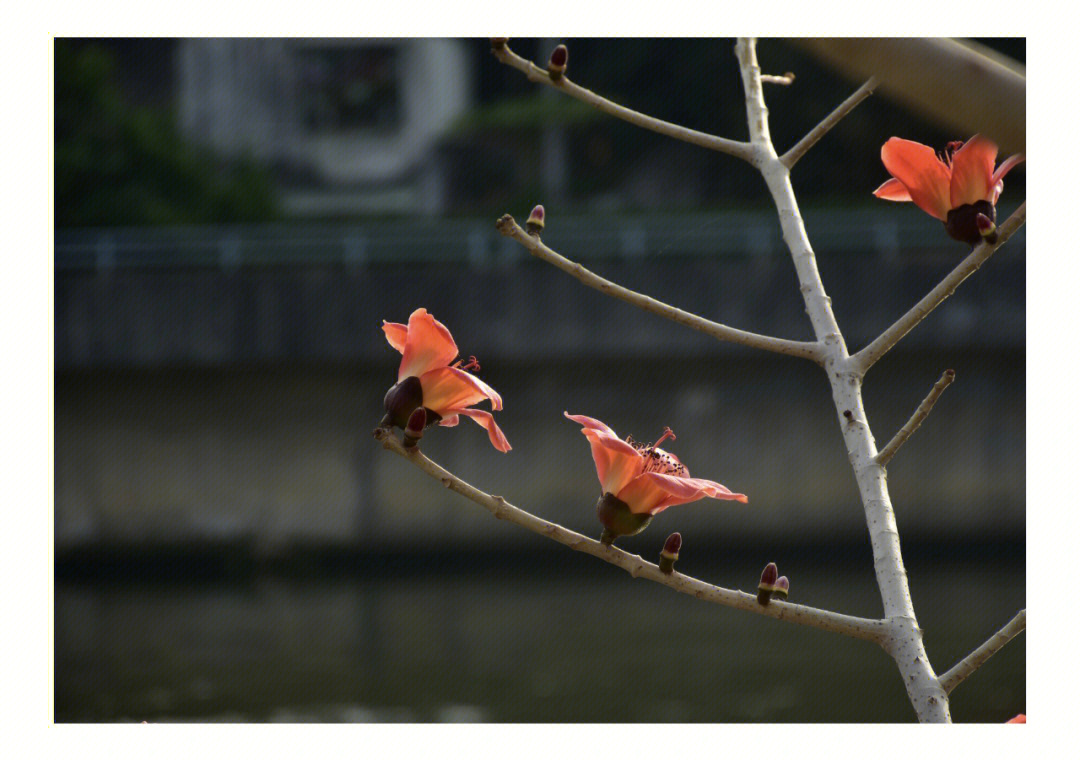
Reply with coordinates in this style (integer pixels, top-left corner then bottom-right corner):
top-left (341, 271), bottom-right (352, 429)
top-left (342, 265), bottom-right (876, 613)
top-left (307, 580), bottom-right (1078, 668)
top-left (55, 551), bottom-right (1024, 723)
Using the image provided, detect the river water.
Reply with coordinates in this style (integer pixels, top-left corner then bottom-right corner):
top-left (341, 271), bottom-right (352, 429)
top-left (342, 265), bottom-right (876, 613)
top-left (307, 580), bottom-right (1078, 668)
top-left (55, 549), bottom-right (1024, 723)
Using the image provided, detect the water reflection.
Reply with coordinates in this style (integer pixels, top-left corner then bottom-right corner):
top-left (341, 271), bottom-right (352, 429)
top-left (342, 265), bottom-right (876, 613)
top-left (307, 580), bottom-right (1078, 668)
top-left (55, 554), bottom-right (1024, 722)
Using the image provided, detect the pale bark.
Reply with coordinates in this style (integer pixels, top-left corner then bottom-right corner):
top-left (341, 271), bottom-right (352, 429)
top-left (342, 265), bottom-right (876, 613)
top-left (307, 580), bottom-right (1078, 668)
top-left (735, 37), bottom-right (951, 722)
top-left (939, 609), bottom-right (1027, 695)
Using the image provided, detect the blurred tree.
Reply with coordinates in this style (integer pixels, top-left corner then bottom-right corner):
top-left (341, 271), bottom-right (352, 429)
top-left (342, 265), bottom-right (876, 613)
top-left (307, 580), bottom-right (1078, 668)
top-left (55, 40), bottom-right (280, 228)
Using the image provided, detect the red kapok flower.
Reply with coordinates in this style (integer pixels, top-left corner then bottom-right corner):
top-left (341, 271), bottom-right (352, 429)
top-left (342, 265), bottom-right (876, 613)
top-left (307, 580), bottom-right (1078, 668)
top-left (1006, 713), bottom-right (1026, 723)
top-left (873, 135), bottom-right (1024, 246)
top-left (381, 308), bottom-right (510, 452)
top-left (565, 412), bottom-right (746, 544)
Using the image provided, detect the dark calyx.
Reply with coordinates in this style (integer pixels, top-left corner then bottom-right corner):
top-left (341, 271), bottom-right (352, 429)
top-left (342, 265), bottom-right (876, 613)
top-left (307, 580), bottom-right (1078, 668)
top-left (945, 200), bottom-right (995, 247)
top-left (596, 492), bottom-right (653, 544)
top-left (382, 376), bottom-right (442, 429)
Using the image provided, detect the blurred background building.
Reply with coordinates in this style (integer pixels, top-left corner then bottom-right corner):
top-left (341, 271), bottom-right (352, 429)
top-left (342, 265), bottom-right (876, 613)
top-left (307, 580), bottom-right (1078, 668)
top-left (54, 38), bottom-right (1025, 723)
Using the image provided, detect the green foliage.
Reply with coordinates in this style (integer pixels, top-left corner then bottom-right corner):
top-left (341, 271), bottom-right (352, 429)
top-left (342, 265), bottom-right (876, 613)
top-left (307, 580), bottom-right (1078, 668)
top-left (55, 41), bottom-right (279, 228)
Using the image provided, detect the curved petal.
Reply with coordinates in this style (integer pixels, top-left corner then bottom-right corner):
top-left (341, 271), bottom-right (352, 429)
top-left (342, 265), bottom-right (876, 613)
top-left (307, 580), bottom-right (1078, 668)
top-left (991, 179), bottom-right (1004, 205)
top-left (579, 428), bottom-right (644, 496)
top-left (872, 178), bottom-right (913, 202)
top-left (438, 414), bottom-right (459, 427)
top-left (617, 472), bottom-right (747, 515)
top-left (949, 135), bottom-right (998, 208)
top-left (382, 321), bottom-right (408, 354)
top-left (419, 366), bottom-right (502, 416)
top-left (992, 152), bottom-right (1025, 186)
top-left (880, 138), bottom-right (952, 220)
top-left (452, 408), bottom-right (511, 452)
top-left (563, 412), bottom-right (620, 438)
top-left (398, 308), bottom-right (459, 382)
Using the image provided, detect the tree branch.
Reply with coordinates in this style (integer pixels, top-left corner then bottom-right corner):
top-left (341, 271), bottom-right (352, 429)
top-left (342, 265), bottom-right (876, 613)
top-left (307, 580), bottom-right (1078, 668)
top-left (851, 202), bottom-right (1026, 375)
top-left (495, 214), bottom-right (822, 362)
top-left (491, 41), bottom-right (753, 162)
top-left (939, 609), bottom-right (1026, 695)
top-left (373, 426), bottom-right (887, 643)
top-left (780, 77), bottom-right (878, 169)
top-left (736, 36), bottom-right (951, 723)
top-left (875, 369), bottom-right (955, 466)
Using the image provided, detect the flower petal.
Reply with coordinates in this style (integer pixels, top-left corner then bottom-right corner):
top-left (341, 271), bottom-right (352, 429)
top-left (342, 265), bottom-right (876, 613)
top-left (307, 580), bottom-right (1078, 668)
top-left (563, 412), bottom-right (619, 438)
top-left (949, 134), bottom-right (998, 208)
top-left (438, 414), bottom-right (459, 427)
top-left (617, 472), bottom-right (747, 515)
top-left (578, 428), bottom-right (643, 496)
top-left (419, 366), bottom-right (502, 416)
top-left (880, 137), bottom-right (952, 220)
top-left (992, 152), bottom-right (1025, 187)
top-left (398, 308), bottom-right (459, 381)
top-left (382, 321), bottom-right (408, 354)
top-left (452, 408), bottom-right (511, 452)
top-left (872, 178), bottom-right (913, 202)
top-left (992, 180), bottom-right (1004, 205)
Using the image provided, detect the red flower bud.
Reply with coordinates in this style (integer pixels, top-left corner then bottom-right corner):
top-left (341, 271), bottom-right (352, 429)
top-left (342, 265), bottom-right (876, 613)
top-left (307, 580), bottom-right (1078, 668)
top-left (403, 407), bottom-right (427, 448)
top-left (659, 532), bottom-right (682, 574)
top-left (548, 45), bottom-right (568, 80)
top-left (526, 204), bottom-right (545, 235)
top-left (773, 575), bottom-right (789, 600)
top-left (758, 562), bottom-right (778, 605)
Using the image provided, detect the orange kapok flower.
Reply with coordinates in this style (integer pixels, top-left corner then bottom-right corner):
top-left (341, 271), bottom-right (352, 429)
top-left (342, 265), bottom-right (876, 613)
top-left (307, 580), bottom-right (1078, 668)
top-left (565, 412), bottom-right (746, 544)
top-left (1006, 713), bottom-right (1026, 723)
top-left (381, 308), bottom-right (510, 452)
top-left (873, 135), bottom-right (1024, 246)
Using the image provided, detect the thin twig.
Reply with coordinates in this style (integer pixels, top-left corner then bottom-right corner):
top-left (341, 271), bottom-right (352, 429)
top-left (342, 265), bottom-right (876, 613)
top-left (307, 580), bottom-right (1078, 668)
top-left (939, 610), bottom-right (1026, 694)
top-left (780, 77), bottom-right (878, 169)
top-left (875, 369), bottom-right (955, 466)
top-left (851, 202), bottom-right (1026, 375)
top-left (495, 214), bottom-right (822, 362)
top-left (374, 426), bottom-right (887, 643)
top-left (761, 72), bottom-right (795, 85)
top-left (492, 42), bottom-right (753, 162)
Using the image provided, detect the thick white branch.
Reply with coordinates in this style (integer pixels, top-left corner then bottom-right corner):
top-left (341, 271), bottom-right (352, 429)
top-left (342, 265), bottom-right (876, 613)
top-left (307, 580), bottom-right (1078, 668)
top-left (496, 214), bottom-right (823, 362)
top-left (939, 609), bottom-right (1026, 694)
top-left (852, 203), bottom-right (1027, 375)
top-left (876, 369), bottom-right (955, 466)
top-left (491, 42), bottom-right (753, 162)
top-left (736, 37), bottom-right (950, 723)
top-left (780, 77), bottom-right (878, 169)
top-left (374, 426), bottom-right (887, 643)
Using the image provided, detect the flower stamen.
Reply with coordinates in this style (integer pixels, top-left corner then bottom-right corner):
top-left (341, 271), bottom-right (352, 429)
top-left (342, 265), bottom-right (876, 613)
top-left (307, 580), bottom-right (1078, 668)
top-left (453, 355), bottom-right (482, 373)
top-left (627, 427), bottom-right (687, 476)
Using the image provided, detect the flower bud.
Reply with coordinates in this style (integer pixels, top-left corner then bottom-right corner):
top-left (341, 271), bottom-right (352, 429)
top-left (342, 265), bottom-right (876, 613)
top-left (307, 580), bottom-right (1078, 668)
top-left (757, 562), bottom-right (778, 605)
top-left (773, 575), bottom-right (789, 600)
top-left (975, 213), bottom-right (998, 244)
top-left (526, 204), bottom-right (545, 235)
top-left (403, 407), bottom-right (427, 448)
top-left (547, 45), bottom-right (567, 80)
top-left (490, 38), bottom-right (508, 51)
top-left (658, 532), bottom-right (682, 574)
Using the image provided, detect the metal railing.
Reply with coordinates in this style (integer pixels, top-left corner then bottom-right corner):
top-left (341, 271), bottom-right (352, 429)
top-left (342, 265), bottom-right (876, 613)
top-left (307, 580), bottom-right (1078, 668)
top-left (55, 205), bottom-right (1025, 272)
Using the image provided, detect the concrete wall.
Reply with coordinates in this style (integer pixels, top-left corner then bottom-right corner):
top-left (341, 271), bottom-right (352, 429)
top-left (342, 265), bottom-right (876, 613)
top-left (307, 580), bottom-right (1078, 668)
top-left (55, 215), bottom-right (1025, 552)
